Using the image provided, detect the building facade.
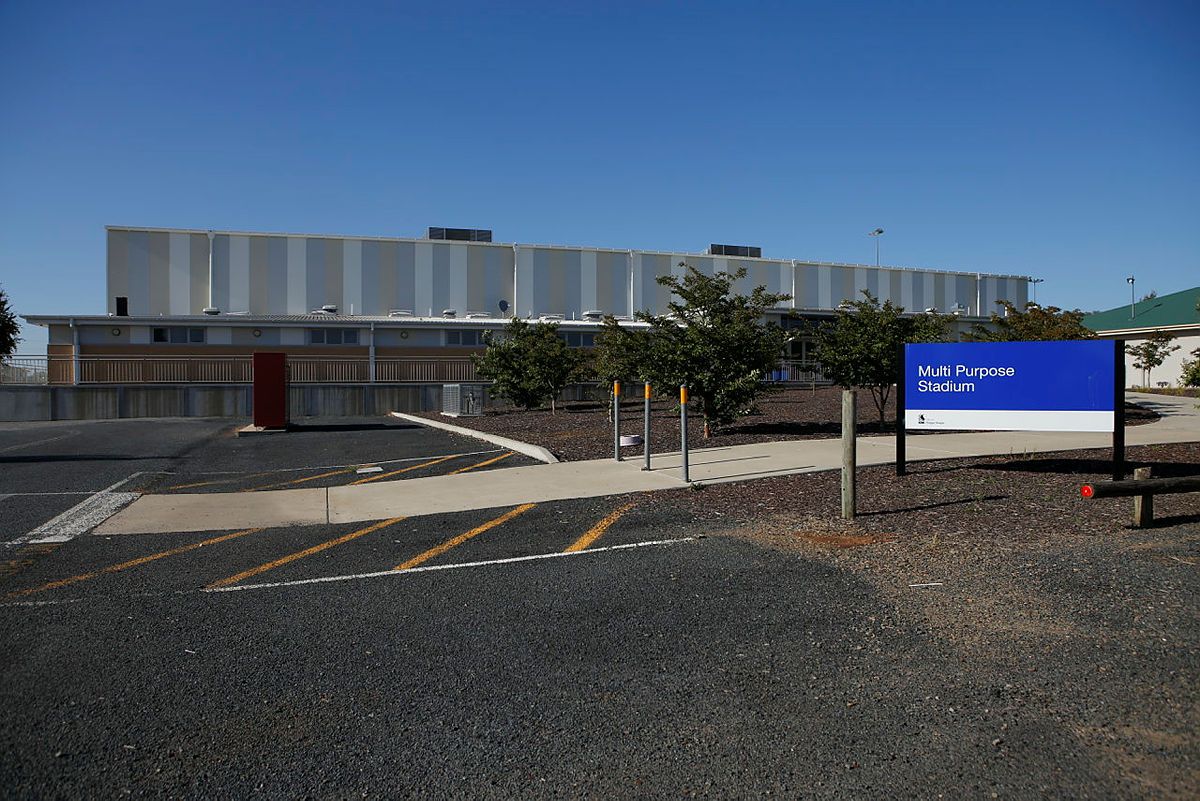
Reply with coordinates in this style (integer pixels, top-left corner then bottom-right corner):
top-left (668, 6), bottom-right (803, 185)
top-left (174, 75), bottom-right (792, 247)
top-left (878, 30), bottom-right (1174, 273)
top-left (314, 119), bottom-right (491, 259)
top-left (1084, 286), bottom-right (1200, 387)
top-left (21, 225), bottom-right (1032, 385)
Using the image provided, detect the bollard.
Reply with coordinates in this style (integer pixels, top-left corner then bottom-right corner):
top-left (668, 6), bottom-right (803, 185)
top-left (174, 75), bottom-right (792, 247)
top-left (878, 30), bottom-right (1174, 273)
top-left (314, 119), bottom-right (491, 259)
top-left (680, 384), bottom-right (690, 483)
top-left (643, 382), bottom-right (652, 471)
top-left (613, 381), bottom-right (621, 461)
top-left (1132, 466), bottom-right (1152, 527)
top-left (842, 389), bottom-right (856, 520)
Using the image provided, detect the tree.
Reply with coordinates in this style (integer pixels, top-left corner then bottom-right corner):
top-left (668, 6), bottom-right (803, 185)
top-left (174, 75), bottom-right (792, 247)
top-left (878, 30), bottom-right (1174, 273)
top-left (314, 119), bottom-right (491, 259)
top-left (1126, 330), bottom-right (1180, 387)
top-left (472, 319), bottom-right (588, 412)
top-left (1140, 290), bottom-right (1158, 302)
top-left (1180, 347), bottom-right (1200, 388)
top-left (964, 301), bottom-right (1095, 341)
top-left (595, 264), bottom-right (790, 438)
top-left (810, 291), bottom-right (951, 425)
top-left (0, 285), bottom-right (19, 357)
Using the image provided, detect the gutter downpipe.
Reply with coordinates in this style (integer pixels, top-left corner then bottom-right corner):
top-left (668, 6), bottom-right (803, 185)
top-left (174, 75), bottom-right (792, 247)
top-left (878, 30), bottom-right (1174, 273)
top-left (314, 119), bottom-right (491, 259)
top-left (70, 317), bottom-right (79, 385)
top-left (512, 244), bottom-right (519, 318)
top-left (790, 260), bottom-right (798, 309)
top-left (975, 272), bottom-right (982, 317)
top-left (368, 322), bottom-right (376, 383)
top-left (207, 230), bottom-right (215, 310)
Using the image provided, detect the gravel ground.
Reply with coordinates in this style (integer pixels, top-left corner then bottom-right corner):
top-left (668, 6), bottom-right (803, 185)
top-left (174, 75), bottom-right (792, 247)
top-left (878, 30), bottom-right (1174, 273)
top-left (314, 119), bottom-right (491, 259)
top-left (419, 387), bottom-right (1159, 462)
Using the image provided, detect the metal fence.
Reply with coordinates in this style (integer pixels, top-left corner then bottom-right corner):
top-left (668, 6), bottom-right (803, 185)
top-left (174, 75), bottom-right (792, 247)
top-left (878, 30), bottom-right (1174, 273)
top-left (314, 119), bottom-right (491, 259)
top-left (1, 355), bottom-right (826, 386)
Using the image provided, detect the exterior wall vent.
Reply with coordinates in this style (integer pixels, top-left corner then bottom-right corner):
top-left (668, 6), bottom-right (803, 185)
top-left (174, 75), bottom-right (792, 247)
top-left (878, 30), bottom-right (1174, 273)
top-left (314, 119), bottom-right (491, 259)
top-left (428, 227), bottom-right (493, 242)
top-left (708, 243), bottom-right (762, 258)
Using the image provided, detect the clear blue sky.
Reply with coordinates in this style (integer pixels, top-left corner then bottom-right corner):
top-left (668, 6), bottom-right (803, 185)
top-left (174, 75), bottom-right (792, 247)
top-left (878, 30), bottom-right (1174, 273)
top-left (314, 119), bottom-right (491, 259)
top-left (2, 0), bottom-right (1197, 351)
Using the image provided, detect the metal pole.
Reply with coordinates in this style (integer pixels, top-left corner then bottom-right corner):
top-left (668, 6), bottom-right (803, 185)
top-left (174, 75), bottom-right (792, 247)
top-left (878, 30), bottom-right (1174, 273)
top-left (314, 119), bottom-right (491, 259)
top-left (613, 381), bottom-right (622, 461)
top-left (842, 389), bottom-right (857, 519)
top-left (875, 237), bottom-right (879, 268)
top-left (642, 382), bottom-right (652, 471)
top-left (680, 384), bottom-right (689, 483)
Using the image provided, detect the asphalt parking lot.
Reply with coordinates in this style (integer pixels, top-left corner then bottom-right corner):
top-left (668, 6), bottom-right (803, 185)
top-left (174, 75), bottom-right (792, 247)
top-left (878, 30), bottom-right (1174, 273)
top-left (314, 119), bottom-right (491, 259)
top-left (1, 418), bottom-right (1197, 798)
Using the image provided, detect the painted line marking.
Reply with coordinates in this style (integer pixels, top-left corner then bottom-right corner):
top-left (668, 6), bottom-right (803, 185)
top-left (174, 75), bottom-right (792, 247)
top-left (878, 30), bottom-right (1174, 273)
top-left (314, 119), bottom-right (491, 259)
top-left (164, 449), bottom-right (502, 479)
top-left (208, 537), bottom-right (697, 593)
top-left (5, 528), bottom-right (262, 599)
top-left (448, 451), bottom-right (514, 475)
top-left (205, 517), bottom-right (405, 589)
top-left (355, 466), bottom-right (383, 475)
top-left (4, 474), bottom-right (143, 547)
top-left (166, 470), bottom-right (278, 491)
top-left (394, 503), bottom-right (535, 571)
top-left (564, 501), bottom-right (637, 553)
top-left (0, 431), bottom-right (77, 454)
top-left (350, 453), bottom-right (462, 485)
top-left (243, 465), bottom-right (374, 493)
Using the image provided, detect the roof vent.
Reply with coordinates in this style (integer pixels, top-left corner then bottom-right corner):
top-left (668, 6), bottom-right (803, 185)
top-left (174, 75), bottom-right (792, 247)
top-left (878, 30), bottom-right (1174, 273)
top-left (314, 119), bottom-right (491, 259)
top-left (202, 307), bottom-right (220, 315)
top-left (428, 227), bottom-right (492, 242)
top-left (708, 243), bottom-right (762, 258)
top-left (442, 309), bottom-right (457, 318)
top-left (582, 309), bottom-right (604, 319)
top-left (465, 312), bottom-right (489, 319)
top-left (321, 304), bottom-right (338, 314)
top-left (539, 314), bottom-right (564, 322)
top-left (388, 309), bottom-right (414, 317)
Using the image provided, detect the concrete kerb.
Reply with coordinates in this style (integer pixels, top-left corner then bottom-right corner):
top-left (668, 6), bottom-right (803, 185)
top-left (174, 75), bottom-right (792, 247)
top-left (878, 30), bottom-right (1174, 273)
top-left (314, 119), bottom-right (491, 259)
top-left (389, 412), bottom-right (559, 464)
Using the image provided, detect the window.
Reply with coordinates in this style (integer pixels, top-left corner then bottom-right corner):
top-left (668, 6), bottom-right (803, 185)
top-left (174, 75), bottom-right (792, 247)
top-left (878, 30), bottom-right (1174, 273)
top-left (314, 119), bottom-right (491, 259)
top-left (560, 331), bottom-right (596, 348)
top-left (446, 330), bottom-right (483, 346)
top-left (153, 326), bottom-right (206, 345)
top-left (308, 328), bottom-right (360, 345)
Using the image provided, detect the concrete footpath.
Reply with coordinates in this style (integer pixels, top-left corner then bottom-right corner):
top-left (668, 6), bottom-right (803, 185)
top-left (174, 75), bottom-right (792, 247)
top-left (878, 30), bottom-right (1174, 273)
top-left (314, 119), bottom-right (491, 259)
top-left (96, 392), bottom-right (1200, 535)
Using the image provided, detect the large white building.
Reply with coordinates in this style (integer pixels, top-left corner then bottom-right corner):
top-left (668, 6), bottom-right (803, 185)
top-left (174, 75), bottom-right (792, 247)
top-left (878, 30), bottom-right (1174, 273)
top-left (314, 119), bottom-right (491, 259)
top-left (22, 225), bottom-right (1031, 384)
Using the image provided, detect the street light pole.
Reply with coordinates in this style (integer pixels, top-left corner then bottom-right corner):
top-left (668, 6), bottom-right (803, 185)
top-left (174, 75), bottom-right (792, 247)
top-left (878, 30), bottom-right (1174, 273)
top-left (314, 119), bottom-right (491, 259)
top-left (1030, 277), bottom-right (1044, 304)
top-left (1126, 275), bottom-right (1136, 319)
top-left (868, 228), bottom-right (884, 267)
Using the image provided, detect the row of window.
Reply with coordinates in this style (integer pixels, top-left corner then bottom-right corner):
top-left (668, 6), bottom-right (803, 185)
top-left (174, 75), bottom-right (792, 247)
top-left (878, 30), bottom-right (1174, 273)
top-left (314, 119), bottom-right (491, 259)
top-left (148, 327), bottom-right (598, 347)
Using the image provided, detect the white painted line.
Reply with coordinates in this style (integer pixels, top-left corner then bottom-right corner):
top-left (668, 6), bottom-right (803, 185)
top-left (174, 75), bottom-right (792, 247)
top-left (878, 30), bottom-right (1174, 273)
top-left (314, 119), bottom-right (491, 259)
top-left (4, 474), bottom-right (143, 547)
top-left (206, 536), bottom-right (697, 594)
top-left (0, 597), bottom-right (84, 609)
top-left (355, 466), bottom-right (384, 475)
top-left (908, 582), bottom-right (944, 588)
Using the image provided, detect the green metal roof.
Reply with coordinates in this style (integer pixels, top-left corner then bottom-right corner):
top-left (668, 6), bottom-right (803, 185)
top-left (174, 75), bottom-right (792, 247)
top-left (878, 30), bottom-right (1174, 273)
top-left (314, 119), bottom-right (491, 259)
top-left (1084, 285), bottom-right (1200, 332)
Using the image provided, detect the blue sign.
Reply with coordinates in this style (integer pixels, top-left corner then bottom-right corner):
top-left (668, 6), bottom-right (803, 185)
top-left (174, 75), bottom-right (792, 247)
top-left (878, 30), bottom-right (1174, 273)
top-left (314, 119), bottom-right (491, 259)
top-left (904, 340), bottom-right (1116, 432)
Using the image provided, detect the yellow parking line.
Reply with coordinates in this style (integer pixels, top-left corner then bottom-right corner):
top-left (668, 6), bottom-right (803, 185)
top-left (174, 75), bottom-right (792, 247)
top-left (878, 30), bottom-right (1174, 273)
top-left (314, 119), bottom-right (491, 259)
top-left (351, 454), bottom-right (462, 485)
top-left (243, 466), bottom-right (370, 492)
top-left (448, 452), bottom-right (514, 475)
top-left (395, 504), bottom-right (536, 571)
top-left (6, 528), bottom-right (262, 598)
top-left (167, 472), bottom-right (275, 491)
top-left (564, 502), bottom-right (637, 553)
top-left (206, 517), bottom-right (404, 589)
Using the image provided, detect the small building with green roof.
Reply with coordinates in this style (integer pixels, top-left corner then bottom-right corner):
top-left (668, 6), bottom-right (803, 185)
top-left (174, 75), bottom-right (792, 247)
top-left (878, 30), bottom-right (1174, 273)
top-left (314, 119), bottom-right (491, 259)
top-left (1083, 286), bottom-right (1200, 387)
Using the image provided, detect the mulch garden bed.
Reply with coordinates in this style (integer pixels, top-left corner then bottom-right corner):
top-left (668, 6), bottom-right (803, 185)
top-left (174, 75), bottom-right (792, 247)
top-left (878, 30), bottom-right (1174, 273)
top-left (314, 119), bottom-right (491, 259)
top-left (418, 387), bottom-right (1159, 462)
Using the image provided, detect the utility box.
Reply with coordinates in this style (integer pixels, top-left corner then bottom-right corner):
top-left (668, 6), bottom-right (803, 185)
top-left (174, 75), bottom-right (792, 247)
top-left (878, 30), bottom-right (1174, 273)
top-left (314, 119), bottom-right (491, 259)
top-left (441, 384), bottom-right (484, 417)
top-left (253, 352), bottom-right (289, 429)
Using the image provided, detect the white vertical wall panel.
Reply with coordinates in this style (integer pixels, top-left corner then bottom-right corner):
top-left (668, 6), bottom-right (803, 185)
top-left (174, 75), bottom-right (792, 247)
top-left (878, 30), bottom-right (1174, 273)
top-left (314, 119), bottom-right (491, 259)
top-left (415, 243), bottom-right (433, 316)
top-left (817, 265), bottom-right (832, 308)
top-left (286, 237), bottom-right (306, 314)
top-left (580, 250), bottom-right (597, 311)
top-left (448, 244), bottom-right (468, 313)
top-left (515, 246), bottom-right (534, 317)
top-left (168, 233), bottom-right (191, 316)
top-left (229, 235), bottom-right (250, 313)
top-left (343, 239), bottom-right (362, 315)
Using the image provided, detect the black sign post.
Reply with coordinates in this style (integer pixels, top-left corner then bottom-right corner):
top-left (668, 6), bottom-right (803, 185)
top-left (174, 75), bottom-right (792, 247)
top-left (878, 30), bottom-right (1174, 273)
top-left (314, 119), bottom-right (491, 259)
top-left (1113, 339), bottom-right (1125, 481)
top-left (896, 343), bottom-right (907, 476)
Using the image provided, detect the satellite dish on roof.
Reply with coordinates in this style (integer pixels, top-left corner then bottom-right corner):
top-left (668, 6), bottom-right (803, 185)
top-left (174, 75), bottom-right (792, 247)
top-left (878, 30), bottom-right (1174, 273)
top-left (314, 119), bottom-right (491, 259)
top-left (498, 299), bottom-right (509, 312)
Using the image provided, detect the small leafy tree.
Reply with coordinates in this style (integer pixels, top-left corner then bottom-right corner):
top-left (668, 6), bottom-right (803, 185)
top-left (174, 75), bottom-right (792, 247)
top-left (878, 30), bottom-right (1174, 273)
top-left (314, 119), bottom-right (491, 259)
top-left (0, 285), bottom-right (19, 357)
top-left (965, 301), bottom-right (1095, 341)
top-left (599, 264), bottom-right (790, 438)
top-left (1126, 330), bottom-right (1180, 387)
top-left (473, 319), bottom-right (588, 412)
top-left (1180, 347), bottom-right (1200, 388)
top-left (811, 291), bottom-right (951, 425)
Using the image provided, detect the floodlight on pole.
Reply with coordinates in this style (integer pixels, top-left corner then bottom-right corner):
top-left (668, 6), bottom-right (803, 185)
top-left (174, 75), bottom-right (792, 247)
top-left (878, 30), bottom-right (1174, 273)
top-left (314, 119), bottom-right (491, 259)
top-left (1029, 277), bottom-right (1044, 304)
top-left (868, 228), bottom-right (884, 267)
top-left (1126, 275), bottom-right (1136, 319)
